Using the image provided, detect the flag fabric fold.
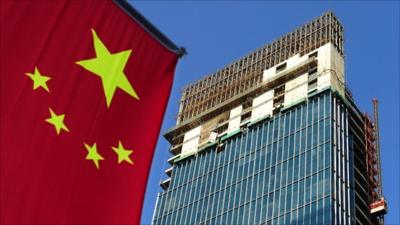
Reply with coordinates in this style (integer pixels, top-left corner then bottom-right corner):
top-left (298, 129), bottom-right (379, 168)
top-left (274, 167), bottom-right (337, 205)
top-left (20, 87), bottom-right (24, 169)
top-left (0, 1), bottom-right (180, 224)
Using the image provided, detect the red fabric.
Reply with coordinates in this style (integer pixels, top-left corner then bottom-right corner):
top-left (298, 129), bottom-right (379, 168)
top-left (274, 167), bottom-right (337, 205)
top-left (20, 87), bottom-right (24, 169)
top-left (0, 1), bottom-right (178, 224)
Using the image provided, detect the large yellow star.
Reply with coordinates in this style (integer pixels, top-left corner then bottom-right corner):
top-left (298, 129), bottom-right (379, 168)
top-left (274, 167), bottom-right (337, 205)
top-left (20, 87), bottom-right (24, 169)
top-left (84, 143), bottom-right (104, 170)
top-left (76, 29), bottom-right (139, 108)
top-left (25, 67), bottom-right (51, 92)
top-left (45, 108), bottom-right (69, 135)
top-left (112, 141), bottom-right (133, 165)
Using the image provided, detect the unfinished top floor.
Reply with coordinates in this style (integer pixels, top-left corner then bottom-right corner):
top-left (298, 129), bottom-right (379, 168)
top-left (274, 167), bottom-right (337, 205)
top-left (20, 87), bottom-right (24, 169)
top-left (165, 41), bottom-right (345, 160)
top-left (176, 12), bottom-right (344, 125)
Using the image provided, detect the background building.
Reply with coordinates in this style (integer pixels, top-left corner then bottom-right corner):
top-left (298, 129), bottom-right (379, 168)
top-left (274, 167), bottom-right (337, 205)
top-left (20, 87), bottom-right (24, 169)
top-left (152, 12), bottom-right (387, 225)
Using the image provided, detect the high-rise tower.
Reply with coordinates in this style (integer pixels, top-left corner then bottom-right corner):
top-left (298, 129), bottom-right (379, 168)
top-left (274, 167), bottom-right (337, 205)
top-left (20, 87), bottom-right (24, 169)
top-left (152, 12), bottom-right (387, 225)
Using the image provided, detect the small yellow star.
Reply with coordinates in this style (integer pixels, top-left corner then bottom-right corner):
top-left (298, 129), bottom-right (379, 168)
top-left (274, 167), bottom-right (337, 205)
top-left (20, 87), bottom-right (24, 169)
top-left (45, 108), bottom-right (69, 135)
top-left (25, 67), bottom-right (51, 92)
top-left (112, 141), bottom-right (133, 165)
top-left (84, 143), bottom-right (104, 170)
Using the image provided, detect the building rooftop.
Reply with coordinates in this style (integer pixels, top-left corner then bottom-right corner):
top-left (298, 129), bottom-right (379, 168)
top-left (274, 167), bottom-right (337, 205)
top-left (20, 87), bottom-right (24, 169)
top-left (166, 11), bottom-right (344, 144)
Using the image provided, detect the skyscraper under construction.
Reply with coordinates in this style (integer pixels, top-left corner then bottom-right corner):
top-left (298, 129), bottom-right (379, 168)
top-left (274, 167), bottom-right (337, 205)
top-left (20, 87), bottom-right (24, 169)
top-left (152, 12), bottom-right (387, 225)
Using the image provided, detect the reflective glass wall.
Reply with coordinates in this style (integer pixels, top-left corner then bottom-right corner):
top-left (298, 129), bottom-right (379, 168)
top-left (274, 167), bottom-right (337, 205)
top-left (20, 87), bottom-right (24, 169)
top-left (154, 91), bottom-right (353, 225)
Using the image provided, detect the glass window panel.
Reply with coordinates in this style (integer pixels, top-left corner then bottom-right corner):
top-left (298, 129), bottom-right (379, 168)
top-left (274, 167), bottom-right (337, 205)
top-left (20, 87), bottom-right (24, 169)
top-left (305, 176), bottom-right (311, 203)
top-left (311, 174), bottom-right (318, 201)
top-left (318, 171), bottom-right (324, 198)
top-left (324, 197), bottom-right (331, 224)
top-left (243, 203), bottom-right (251, 224)
top-left (319, 120), bottom-right (324, 143)
top-left (286, 184), bottom-right (292, 213)
top-left (257, 126), bottom-right (263, 149)
top-left (296, 106), bottom-right (301, 130)
top-left (267, 193), bottom-right (274, 218)
top-left (306, 150), bottom-right (312, 176)
top-left (289, 134), bottom-right (294, 157)
top-left (313, 99), bottom-right (319, 122)
top-left (300, 153), bottom-right (305, 178)
top-left (241, 179), bottom-right (247, 205)
top-left (255, 199), bottom-right (262, 224)
top-left (262, 123), bottom-right (268, 146)
top-left (288, 158), bottom-right (293, 183)
top-left (290, 109), bottom-right (296, 132)
top-left (325, 142), bottom-right (331, 167)
top-left (293, 155), bottom-right (299, 181)
top-left (279, 187), bottom-right (286, 215)
top-left (295, 131), bottom-right (300, 155)
top-left (307, 102), bottom-right (313, 123)
top-left (292, 181), bottom-right (298, 208)
top-left (312, 148), bottom-right (318, 174)
top-left (281, 161), bottom-right (287, 186)
top-left (279, 116), bottom-right (284, 139)
top-left (310, 201), bottom-right (317, 225)
top-left (271, 143), bottom-right (277, 165)
top-left (273, 118), bottom-right (279, 140)
top-left (273, 191), bottom-right (280, 217)
top-left (304, 203), bottom-right (311, 225)
top-left (307, 126), bottom-right (312, 149)
top-left (325, 119), bottom-right (331, 142)
top-left (290, 211), bottom-right (297, 225)
top-left (324, 169), bottom-right (330, 196)
top-left (318, 146), bottom-right (324, 170)
top-left (301, 129), bottom-right (306, 152)
top-left (285, 113), bottom-right (290, 136)
top-left (246, 177), bottom-right (252, 202)
top-left (325, 94), bottom-right (330, 117)
top-left (277, 143), bottom-right (283, 163)
top-left (275, 164), bottom-right (281, 190)
top-left (298, 207), bottom-right (304, 225)
top-left (266, 148), bottom-right (272, 168)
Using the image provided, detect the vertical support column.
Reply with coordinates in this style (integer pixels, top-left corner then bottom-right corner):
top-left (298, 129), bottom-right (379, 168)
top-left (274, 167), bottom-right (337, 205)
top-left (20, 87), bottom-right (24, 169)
top-left (372, 98), bottom-right (382, 198)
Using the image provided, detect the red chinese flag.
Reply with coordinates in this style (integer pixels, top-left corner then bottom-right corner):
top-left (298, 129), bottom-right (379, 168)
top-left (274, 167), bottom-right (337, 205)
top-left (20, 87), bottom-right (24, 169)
top-left (0, 1), bottom-right (181, 224)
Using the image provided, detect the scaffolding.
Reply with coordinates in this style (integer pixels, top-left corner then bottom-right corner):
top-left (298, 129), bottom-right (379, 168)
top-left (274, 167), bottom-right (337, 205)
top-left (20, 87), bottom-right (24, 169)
top-left (166, 58), bottom-right (318, 146)
top-left (177, 12), bottom-right (344, 125)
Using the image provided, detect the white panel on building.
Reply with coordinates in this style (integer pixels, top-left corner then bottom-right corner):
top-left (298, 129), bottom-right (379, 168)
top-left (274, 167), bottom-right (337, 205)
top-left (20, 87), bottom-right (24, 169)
top-left (227, 105), bottom-right (242, 134)
top-left (317, 43), bottom-right (332, 91)
top-left (263, 53), bottom-right (308, 83)
top-left (181, 126), bottom-right (201, 155)
top-left (262, 67), bottom-right (275, 83)
top-left (284, 73), bottom-right (308, 106)
top-left (317, 43), bottom-right (345, 96)
top-left (251, 90), bottom-right (274, 122)
top-left (209, 132), bottom-right (218, 143)
top-left (317, 71), bottom-right (331, 90)
top-left (261, 43), bottom-right (345, 111)
top-left (286, 53), bottom-right (302, 68)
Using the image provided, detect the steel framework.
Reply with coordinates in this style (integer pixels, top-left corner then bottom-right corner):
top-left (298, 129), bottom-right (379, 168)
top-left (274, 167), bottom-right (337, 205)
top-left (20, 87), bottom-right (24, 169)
top-left (177, 12), bottom-right (344, 124)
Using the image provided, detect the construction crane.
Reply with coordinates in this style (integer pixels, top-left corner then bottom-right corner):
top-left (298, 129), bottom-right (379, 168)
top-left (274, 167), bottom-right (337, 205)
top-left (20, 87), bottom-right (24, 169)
top-left (369, 99), bottom-right (387, 222)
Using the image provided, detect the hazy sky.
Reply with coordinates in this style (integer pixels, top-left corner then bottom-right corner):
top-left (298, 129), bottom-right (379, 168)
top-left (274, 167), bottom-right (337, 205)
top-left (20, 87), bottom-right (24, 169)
top-left (130, 1), bottom-right (399, 224)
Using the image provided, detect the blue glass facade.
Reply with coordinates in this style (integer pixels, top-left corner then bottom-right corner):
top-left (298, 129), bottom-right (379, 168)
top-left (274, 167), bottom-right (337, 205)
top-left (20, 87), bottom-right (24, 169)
top-left (153, 90), bottom-right (355, 225)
